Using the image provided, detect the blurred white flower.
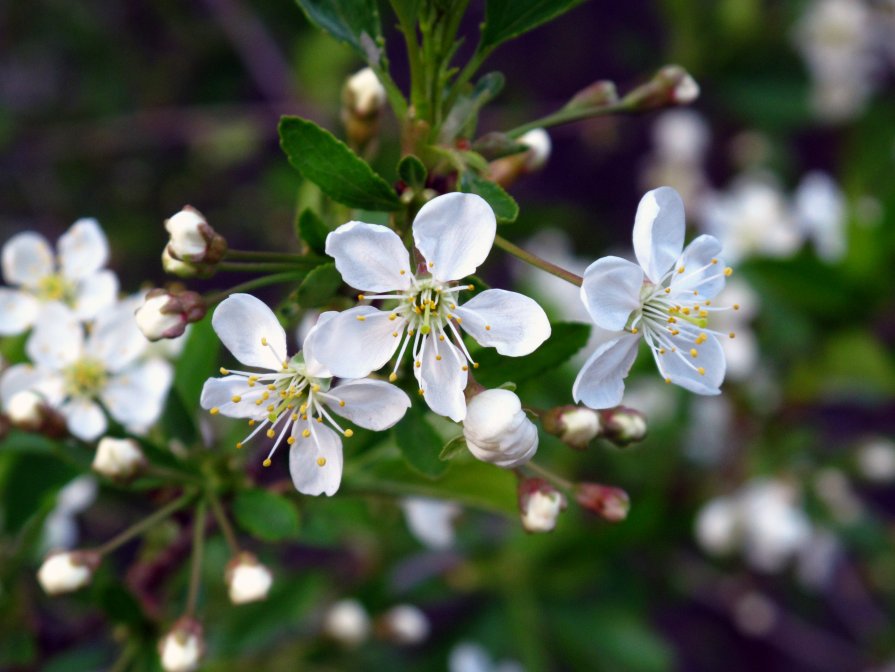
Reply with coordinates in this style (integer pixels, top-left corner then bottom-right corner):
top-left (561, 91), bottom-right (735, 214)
top-left (796, 528), bottom-right (841, 589)
top-left (225, 553), bottom-right (273, 604)
top-left (323, 599), bottom-right (371, 647)
top-left (641, 110), bottom-right (711, 210)
top-left (200, 294), bottom-right (410, 496)
top-left (694, 496), bottom-right (740, 555)
top-left (793, 171), bottom-right (848, 262)
top-left (449, 642), bottom-right (524, 672)
top-left (41, 475), bottom-right (98, 552)
top-left (401, 497), bottom-right (461, 549)
top-left (813, 468), bottom-right (863, 524)
top-left (0, 300), bottom-right (172, 441)
top-left (309, 192), bottom-right (550, 421)
top-left (92, 437), bottom-right (146, 481)
top-left (381, 604), bottom-right (430, 645)
top-left (463, 389), bottom-right (538, 468)
top-left (0, 219), bottom-right (117, 336)
top-left (856, 437), bottom-right (895, 482)
top-left (711, 280), bottom-right (759, 382)
top-left (159, 618), bottom-right (204, 672)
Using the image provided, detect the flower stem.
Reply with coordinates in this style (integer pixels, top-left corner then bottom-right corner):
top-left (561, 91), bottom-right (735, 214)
top-left (225, 249), bottom-right (307, 263)
top-left (524, 462), bottom-right (574, 492)
top-left (205, 271), bottom-right (306, 305)
top-left (493, 235), bottom-right (583, 287)
top-left (94, 491), bottom-right (195, 556)
top-left (206, 490), bottom-right (240, 555)
top-left (505, 101), bottom-right (631, 139)
top-left (185, 499), bottom-right (207, 618)
top-left (218, 261), bottom-right (310, 273)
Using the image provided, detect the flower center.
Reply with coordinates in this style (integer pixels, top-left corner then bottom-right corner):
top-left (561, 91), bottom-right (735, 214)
top-left (65, 358), bottom-right (107, 397)
top-left (36, 273), bottom-right (75, 304)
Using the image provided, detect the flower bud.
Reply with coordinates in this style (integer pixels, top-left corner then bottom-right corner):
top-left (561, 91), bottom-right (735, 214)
top-left (575, 483), bottom-right (630, 522)
top-left (622, 65), bottom-right (700, 111)
top-left (380, 604), bottom-right (430, 646)
top-left (463, 389), bottom-right (538, 469)
top-left (543, 405), bottom-right (601, 450)
top-left (225, 552), bottom-right (273, 604)
top-left (518, 128), bottom-right (551, 172)
top-left (165, 206), bottom-right (226, 264)
top-left (342, 67), bottom-right (386, 149)
top-left (92, 437), bottom-right (147, 481)
top-left (135, 289), bottom-right (207, 341)
top-left (518, 478), bottom-right (567, 533)
top-left (323, 598), bottom-right (371, 647)
top-left (159, 617), bottom-right (204, 672)
top-left (565, 80), bottom-right (619, 110)
top-left (487, 128), bottom-right (551, 187)
top-left (6, 390), bottom-right (46, 431)
top-left (37, 550), bottom-right (100, 595)
top-left (162, 248), bottom-right (201, 278)
top-left (598, 406), bottom-right (647, 447)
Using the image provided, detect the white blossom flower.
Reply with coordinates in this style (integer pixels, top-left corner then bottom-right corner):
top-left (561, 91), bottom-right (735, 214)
top-left (0, 219), bottom-right (117, 336)
top-left (37, 550), bottom-right (99, 595)
top-left (400, 497), bottom-right (461, 549)
top-left (225, 553), bottom-right (273, 604)
top-left (159, 618), bottom-right (204, 672)
top-left (323, 599), bottom-right (371, 647)
top-left (463, 389), bottom-right (538, 468)
top-left (309, 193), bottom-right (551, 421)
top-left (0, 300), bottom-right (173, 441)
top-left (574, 187), bottom-right (735, 409)
top-left (41, 476), bottom-right (98, 552)
top-left (382, 604), bottom-right (430, 645)
top-left (200, 294), bottom-right (411, 496)
top-left (793, 171), bottom-right (847, 262)
top-left (92, 437), bottom-right (147, 480)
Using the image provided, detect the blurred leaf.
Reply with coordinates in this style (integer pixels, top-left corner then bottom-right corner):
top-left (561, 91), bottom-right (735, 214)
top-left (481, 0), bottom-right (589, 51)
top-left (0, 453), bottom-right (80, 534)
top-left (279, 116), bottom-right (402, 211)
top-left (397, 154), bottom-right (428, 189)
top-left (439, 435), bottom-right (468, 461)
top-left (294, 0), bottom-right (384, 65)
top-left (43, 646), bottom-right (109, 672)
top-left (0, 630), bottom-right (36, 667)
top-left (94, 580), bottom-right (150, 629)
top-left (174, 315), bottom-right (220, 410)
top-left (442, 71), bottom-right (505, 140)
top-left (232, 490), bottom-right (301, 541)
top-left (460, 171), bottom-right (519, 223)
top-left (296, 263), bottom-right (343, 307)
top-left (297, 208), bottom-right (329, 255)
top-left (472, 132), bottom-right (528, 161)
top-left (472, 322), bottom-right (590, 388)
top-left (0, 430), bottom-right (58, 456)
top-left (393, 406), bottom-right (449, 478)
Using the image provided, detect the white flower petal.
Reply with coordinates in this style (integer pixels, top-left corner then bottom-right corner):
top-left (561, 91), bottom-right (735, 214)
top-left (655, 328), bottom-right (724, 395)
top-left (58, 218), bottom-right (109, 280)
top-left (87, 299), bottom-right (148, 373)
top-left (572, 329), bottom-right (641, 409)
top-left (0, 288), bottom-right (39, 335)
top-left (579, 256), bottom-right (644, 331)
top-left (199, 376), bottom-right (267, 419)
top-left (27, 303), bottom-right (83, 370)
top-left (416, 337), bottom-right (468, 422)
top-left (212, 293), bottom-right (288, 371)
top-left (305, 306), bottom-right (404, 379)
top-left (327, 379), bottom-right (411, 430)
top-left (633, 187), bottom-right (685, 283)
top-left (325, 222), bottom-right (412, 292)
top-left (412, 193), bottom-right (496, 282)
top-left (301, 310), bottom-right (338, 379)
top-left (72, 270), bottom-right (119, 321)
top-left (453, 289), bottom-right (551, 356)
top-left (669, 235), bottom-right (725, 299)
top-left (289, 420), bottom-right (343, 496)
top-left (0, 364), bottom-right (64, 407)
top-left (61, 398), bottom-right (107, 442)
top-left (101, 359), bottom-right (173, 433)
top-left (2, 232), bottom-right (54, 287)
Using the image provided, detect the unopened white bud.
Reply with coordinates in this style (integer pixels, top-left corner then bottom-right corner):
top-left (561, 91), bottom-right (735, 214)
top-left (518, 128), bottom-right (551, 172)
top-left (225, 553), bottom-right (273, 604)
top-left (382, 604), bottom-right (430, 645)
top-left (521, 489), bottom-right (566, 533)
top-left (92, 437), bottom-right (146, 480)
top-left (159, 618), bottom-right (204, 672)
top-left (7, 390), bottom-right (45, 430)
top-left (37, 551), bottom-right (99, 595)
top-left (324, 598), bottom-right (371, 647)
top-left (558, 407), bottom-right (600, 449)
top-left (165, 207), bottom-right (209, 261)
top-left (136, 294), bottom-right (184, 341)
top-left (463, 389), bottom-right (538, 468)
top-left (345, 67), bottom-right (387, 117)
top-left (673, 73), bottom-right (700, 104)
top-left (162, 248), bottom-right (198, 278)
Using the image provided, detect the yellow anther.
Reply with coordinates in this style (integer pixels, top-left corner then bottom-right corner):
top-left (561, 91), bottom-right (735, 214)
top-left (695, 333), bottom-right (707, 345)
top-left (428, 261), bottom-right (434, 267)
top-left (711, 258), bottom-right (718, 265)
top-left (287, 436), bottom-right (296, 445)
top-left (210, 407), bottom-right (220, 415)
top-left (312, 384), bottom-right (320, 392)
top-left (418, 388), bottom-right (425, 396)
top-left (665, 377), bottom-right (671, 384)
top-left (231, 395), bottom-right (242, 403)
top-left (339, 400), bottom-right (345, 407)
top-left (266, 429), bottom-right (275, 438)
top-left (699, 310), bottom-right (708, 318)
top-left (357, 294), bottom-right (365, 300)
top-left (392, 332), bottom-right (398, 337)
top-left (267, 404), bottom-right (274, 412)
top-left (664, 287), bottom-right (671, 294)
top-left (671, 329), bottom-right (680, 336)
top-left (436, 355), bottom-right (442, 361)
top-left (724, 267), bottom-right (733, 277)
top-left (317, 457), bottom-right (327, 466)
top-left (729, 332), bottom-right (736, 339)
top-left (389, 372), bottom-right (398, 382)
top-left (299, 403), bottom-right (307, 413)
top-left (248, 419), bottom-right (256, 426)
top-left (291, 413), bottom-right (298, 421)
top-left (267, 384), bottom-right (276, 391)
top-left (261, 392), bottom-right (270, 400)
top-left (631, 327), bottom-right (639, 334)
top-left (439, 335), bottom-right (445, 341)
top-left (316, 416), bottom-right (323, 423)
top-left (456, 317), bottom-right (463, 324)
top-left (302, 429), bottom-right (311, 438)
top-left (659, 348), bottom-right (666, 355)
top-left (400, 269), bottom-right (406, 275)
top-left (704, 300), bottom-right (712, 306)
top-left (690, 348), bottom-right (698, 358)
top-left (263, 458), bottom-right (272, 467)
top-left (415, 361), bottom-right (421, 368)
top-left (301, 414), bottom-right (307, 420)
top-left (697, 367), bottom-right (706, 376)
top-left (733, 303), bottom-right (740, 311)
top-left (461, 365), bottom-right (468, 371)
top-left (668, 317), bottom-right (677, 324)
top-left (261, 337), bottom-right (268, 346)
top-left (473, 362), bottom-right (479, 369)
top-left (248, 376), bottom-right (258, 386)
top-left (219, 367), bottom-right (230, 375)
top-left (693, 290), bottom-right (699, 296)
top-left (389, 313), bottom-right (397, 321)
top-left (681, 307), bottom-right (691, 315)
top-left (236, 442), bottom-right (243, 449)
top-left (344, 429), bottom-right (354, 438)
top-left (356, 315), bottom-right (366, 321)
top-left (677, 266), bottom-right (685, 274)
top-left (485, 325), bottom-right (491, 331)
top-left (467, 284), bottom-right (474, 291)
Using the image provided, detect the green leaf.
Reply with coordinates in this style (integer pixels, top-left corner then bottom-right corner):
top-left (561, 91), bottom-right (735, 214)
top-left (392, 405), bottom-right (449, 478)
top-left (472, 322), bottom-right (591, 388)
top-left (279, 116), bottom-right (402, 211)
top-left (296, 263), bottom-right (343, 307)
top-left (174, 314), bottom-right (221, 410)
top-left (297, 208), bottom-right (329, 255)
top-left (397, 154), bottom-right (428, 190)
top-left (460, 171), bottom-right (519, 223)
top-left (439, 435), bottom-right (468, 461)
top-left (480, 0), bottom-right (589, 51)
top-left (232, 490), bottom-right (301, 542)
top-left (294, 0), bottom-right (384, 65)
top-left (441, 72), bottom-right (505, 141)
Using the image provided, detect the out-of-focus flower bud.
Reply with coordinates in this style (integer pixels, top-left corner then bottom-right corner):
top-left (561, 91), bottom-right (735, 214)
top-left (225, 552), bottom-right (273, 604)
top-left (622, 65), bottom-right (700, 111)
top-left (575, 483), bottom-right (630, 522)
top-left (463, 389), bottom-right (538, 468)
top-left (857, 437), bottom-right (895, 483)
top-left (323, 598), bottom-right (371, 647)
top-left (7, 390), bottom-right (46, 431)
top-left (694, 496), bottom-right (740, 555)
top-left (159, 617), bottom-right (204, 672)
top-left (487, 128), bottom-right (552, 187)
top-left (92, 437), bottom-right (147, 481)
top-left (542, 405), bottom-right (601, 450)
top-left (518, 478), bottom-right (566, 533)
top-left (598, 406), bottom-right (647, 447)
top-left (165, 206), bottom-right (226, 264)
top-left (37, 550), bottom-right (100, 595)
top-left (380, 604), bottom-right (430, 646)
top-left (565, 80), bottom-right (619, 110)
top-left (342, 67), bottom-right (386, 148)
top-left (135, 289), bottom-right (206, 341)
